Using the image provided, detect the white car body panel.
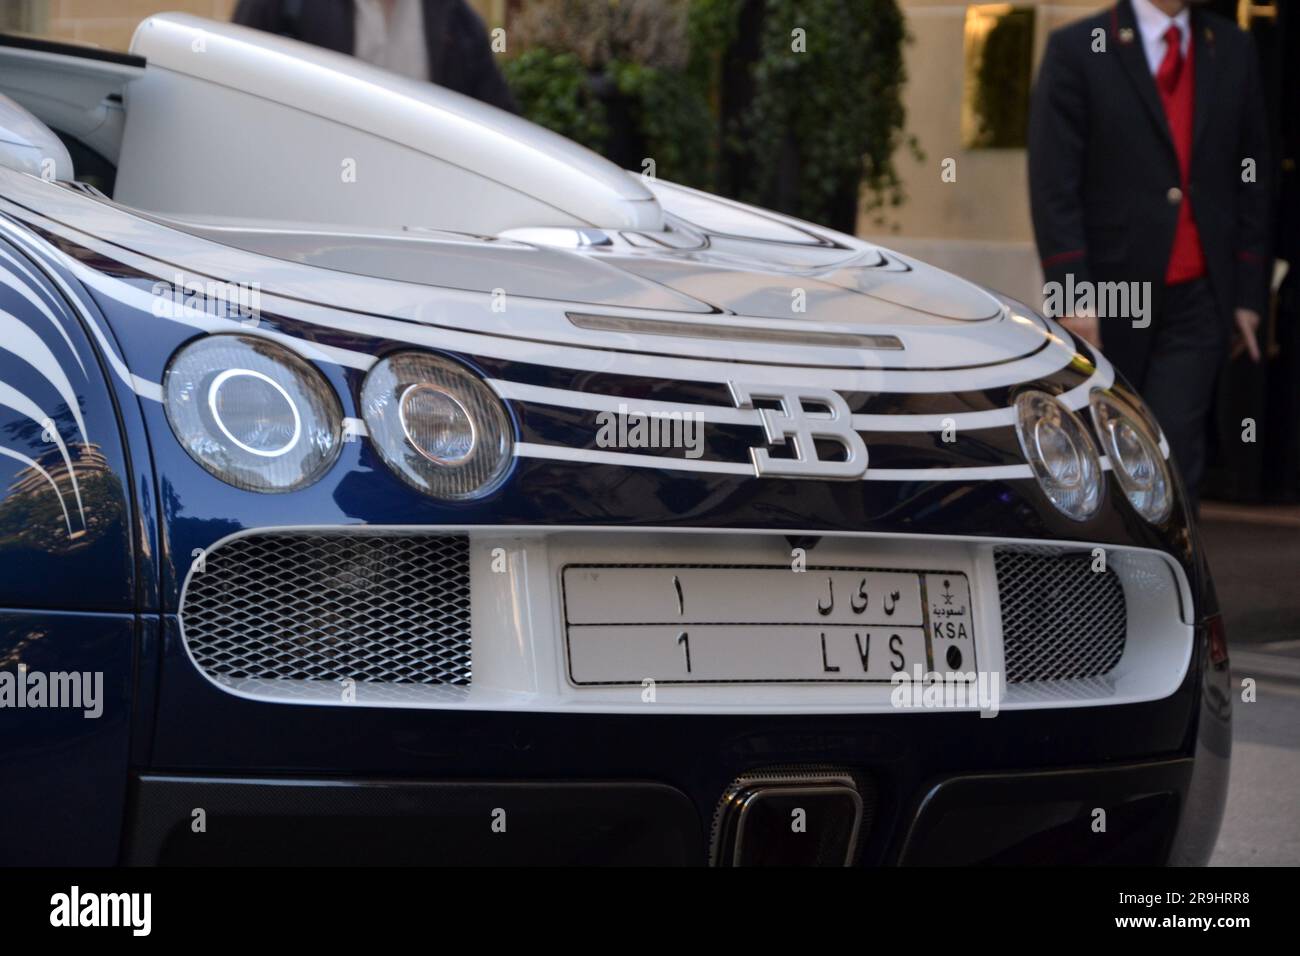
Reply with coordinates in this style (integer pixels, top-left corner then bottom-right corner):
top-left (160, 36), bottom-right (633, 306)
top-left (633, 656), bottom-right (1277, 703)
top-left (117, 13), bottom-right (661, 233)
top-left (0, 93), bottom-right (73, 180)
top-left (175, 525), bottom-right (1194, 715)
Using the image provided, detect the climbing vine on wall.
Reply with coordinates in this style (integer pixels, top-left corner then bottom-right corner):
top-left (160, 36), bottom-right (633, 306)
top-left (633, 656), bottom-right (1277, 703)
top-left (506, 0), bottom-right (915, 231)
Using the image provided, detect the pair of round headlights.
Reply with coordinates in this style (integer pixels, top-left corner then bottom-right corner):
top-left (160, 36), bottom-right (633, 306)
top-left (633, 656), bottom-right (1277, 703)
top-left (167, 335), bottom-right (1170, 521)
top-left (1014, 388), bottom-right (1172, 523)
top-left (164, 335), bottom-right (512, 499)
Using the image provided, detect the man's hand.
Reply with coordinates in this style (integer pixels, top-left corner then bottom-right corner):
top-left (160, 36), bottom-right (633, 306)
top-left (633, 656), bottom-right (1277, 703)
top-left (1234, 308), bottom-right (1262, 363)
top-left (1059, 310), bottom-right (1101, 350)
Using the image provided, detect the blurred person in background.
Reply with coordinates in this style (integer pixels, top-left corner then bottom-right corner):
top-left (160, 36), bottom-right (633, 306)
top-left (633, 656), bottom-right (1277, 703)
top-left (233, 0), bottom-right (516, 112)
top-left (1028, 0), bottom-right (1272, 508)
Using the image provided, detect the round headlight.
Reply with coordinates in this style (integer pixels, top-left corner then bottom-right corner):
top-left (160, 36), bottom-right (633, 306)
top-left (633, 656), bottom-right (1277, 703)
top-left (164, 335), bottom-right (343, 492)
top-left (1014, 390), bottom-right (1103, 521)
top-left (1089, 390), bottom-right (1172, 523)
top-left (360, 352), bottom-right (513, 500)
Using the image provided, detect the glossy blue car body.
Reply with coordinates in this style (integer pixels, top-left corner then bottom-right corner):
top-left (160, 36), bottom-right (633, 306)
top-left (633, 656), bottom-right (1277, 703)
top-left (0, 21), bottom-right (1232, 867)
top-left (0, 198), bottom-right (1233, 865)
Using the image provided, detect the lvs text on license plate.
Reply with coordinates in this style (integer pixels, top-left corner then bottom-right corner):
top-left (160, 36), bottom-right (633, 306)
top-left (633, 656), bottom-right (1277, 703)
top-left (562, 565), bottom-right (976, 684)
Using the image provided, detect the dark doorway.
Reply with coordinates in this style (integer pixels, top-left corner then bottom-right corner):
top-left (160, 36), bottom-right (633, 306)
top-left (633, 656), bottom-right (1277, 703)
top-left (1203, 1), bottom-right (1299, 503)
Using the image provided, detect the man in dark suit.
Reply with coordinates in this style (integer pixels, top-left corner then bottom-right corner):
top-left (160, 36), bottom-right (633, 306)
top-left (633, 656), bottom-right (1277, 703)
top-left (1028, 0), bottom-right (1271, 505)
top-left (232, 0), bottom-right (517, 113)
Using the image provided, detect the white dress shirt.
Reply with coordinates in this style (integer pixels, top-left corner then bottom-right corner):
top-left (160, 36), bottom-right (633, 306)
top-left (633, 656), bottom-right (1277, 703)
top-left (353, 0), bottom-right (429, 80)
top-left (1130, 0), bottom-right (1192, 75)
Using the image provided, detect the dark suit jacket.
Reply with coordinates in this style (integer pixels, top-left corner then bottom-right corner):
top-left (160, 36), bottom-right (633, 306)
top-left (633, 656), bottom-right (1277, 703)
top-left (232, 0), bottom-right (517, 114)
top-left (1028, 0), bottom-right (1271, 382)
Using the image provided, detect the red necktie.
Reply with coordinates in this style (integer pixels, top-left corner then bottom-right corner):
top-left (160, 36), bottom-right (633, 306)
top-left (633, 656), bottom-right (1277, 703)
top-left (1153, 21), bottom-right (1205, 283)
top-left (1156, 24), bottom-right (1183, 95)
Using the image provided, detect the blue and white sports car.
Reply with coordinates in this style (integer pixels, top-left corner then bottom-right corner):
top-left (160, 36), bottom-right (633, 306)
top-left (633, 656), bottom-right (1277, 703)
top-left (0, 13), bottom-right (1228, 866)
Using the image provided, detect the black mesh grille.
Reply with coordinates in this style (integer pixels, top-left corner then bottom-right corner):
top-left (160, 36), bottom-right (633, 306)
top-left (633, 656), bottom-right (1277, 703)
top-left (180, 532), bottom-right (472, 685)
top-left (995, 547), bottom-right (1126, 683)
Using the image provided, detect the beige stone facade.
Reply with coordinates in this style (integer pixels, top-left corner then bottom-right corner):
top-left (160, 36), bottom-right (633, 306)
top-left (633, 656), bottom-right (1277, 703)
top-left (1, 0), bottom-right (500, 52)
top-left (884, 1), bottom-right (1107, 244)
top-left (866, 1), bottom-right (1107, 303)
top-left (5, 1), bottom-right (238, 50)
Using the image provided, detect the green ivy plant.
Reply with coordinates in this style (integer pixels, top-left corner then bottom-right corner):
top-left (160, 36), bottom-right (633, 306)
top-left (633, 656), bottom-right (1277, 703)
top-left (685, 0), bottom-right (741, 104)
top-left (605, 60), bottom-right (714, 186)
top-left (501, 48), bottom-right (609, 152)
top-left (505, 0), bottom-right (914, 230)
top-left (694, 0), bottom-right (914, 230)
top-left (503, 2), bottom-right (713, 188)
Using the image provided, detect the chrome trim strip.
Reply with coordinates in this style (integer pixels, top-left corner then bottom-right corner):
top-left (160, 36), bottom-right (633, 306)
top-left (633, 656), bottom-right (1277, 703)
top-left (514, 440), bottom-right (1035, 482)
top-left (568, 311), bottom-right (905, 350)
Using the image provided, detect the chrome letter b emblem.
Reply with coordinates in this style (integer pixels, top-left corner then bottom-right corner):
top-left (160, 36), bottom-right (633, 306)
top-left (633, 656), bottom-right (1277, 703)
top-left (729, 383), bottom-right (867, 478)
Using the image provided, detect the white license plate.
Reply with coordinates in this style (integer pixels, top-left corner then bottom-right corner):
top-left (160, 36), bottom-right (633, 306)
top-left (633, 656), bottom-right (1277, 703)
top-left (562, 565), bottom-right (976, 685)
